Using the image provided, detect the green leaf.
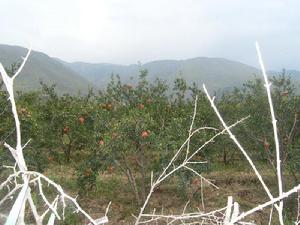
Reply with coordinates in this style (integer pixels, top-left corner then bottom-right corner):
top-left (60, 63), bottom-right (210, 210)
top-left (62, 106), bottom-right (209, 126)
top-left (62, 134), bottom-right (70, 145)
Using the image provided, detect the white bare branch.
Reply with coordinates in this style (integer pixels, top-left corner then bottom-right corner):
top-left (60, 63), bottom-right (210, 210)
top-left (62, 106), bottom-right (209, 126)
top-left (135, 96), bottom-right (248, 224)
top-left (255, 42), bottom-right (284, 224)
top-left (12, 49), bottom-right (31, 80)
top-left (229, 184), bottom-right (300, 225)
top-left (203, 84), bottom-right (280, 212)
top-left (0, 49), bottom-right (109, 225)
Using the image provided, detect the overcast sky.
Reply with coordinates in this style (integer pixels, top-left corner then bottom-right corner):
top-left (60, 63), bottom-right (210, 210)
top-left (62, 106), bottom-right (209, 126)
top-left (0, 0), bottom-right (299, 70)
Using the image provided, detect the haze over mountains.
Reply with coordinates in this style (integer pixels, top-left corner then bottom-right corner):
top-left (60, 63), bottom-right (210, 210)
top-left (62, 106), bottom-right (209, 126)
top-left (0, 44), bottom-right (299, 94)
top-left (62, 58), bottom-right (260, 91)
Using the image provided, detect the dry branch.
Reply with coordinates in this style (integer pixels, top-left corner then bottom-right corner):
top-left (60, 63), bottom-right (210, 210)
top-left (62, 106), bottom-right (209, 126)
top-left (0, 50), bottom-right (109, 225)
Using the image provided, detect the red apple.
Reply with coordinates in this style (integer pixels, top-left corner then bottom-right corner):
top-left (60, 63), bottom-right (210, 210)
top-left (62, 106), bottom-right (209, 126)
top-left (63, 126), bottom-right (69, 134)
top-left (141, 130), bottom-right (149, 138)
top-left (138, 104), bottom-right (145, 109)
top-left (79, 116), bottom-right (85, 124)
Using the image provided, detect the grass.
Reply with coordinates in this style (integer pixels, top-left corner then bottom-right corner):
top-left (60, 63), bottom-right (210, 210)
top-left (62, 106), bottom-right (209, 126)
top-left (0, 158), bottom-right (297, 224)
top-left (36, 162), bottom-right (299, 225)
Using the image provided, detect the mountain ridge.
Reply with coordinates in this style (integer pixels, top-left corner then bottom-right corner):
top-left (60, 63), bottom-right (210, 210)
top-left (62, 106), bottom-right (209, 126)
top-left (62, 56), bottom-right (262, 91)
top-left (0, 44), bottom-right (95, 94)
top-left (0, 44), bottom-right (299, 94)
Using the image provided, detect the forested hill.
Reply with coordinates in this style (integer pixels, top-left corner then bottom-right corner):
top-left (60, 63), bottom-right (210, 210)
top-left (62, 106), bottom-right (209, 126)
top-left (1, 44), bottom-right (299, 94)
top-left (62, 57), bottom-right (261, 91)
top-left (0, 44), bottom-right (94, 94)
top-left (52, 57), bottom-right (300, 92)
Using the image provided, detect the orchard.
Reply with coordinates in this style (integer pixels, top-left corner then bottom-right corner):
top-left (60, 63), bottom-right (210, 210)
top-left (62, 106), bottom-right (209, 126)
top-left (0, 67), bottom-right (299, 224)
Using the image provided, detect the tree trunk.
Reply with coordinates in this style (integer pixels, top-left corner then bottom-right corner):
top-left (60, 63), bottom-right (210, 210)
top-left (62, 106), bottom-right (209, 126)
top-left (223, 148), bottom-right (228, 165)
top-left (64, 143), bottom-right (72, 162)
top-left (125, 168), bottom-right (141, 205)
top-left (117, 155), bottom-right (141, 205)
top-left (139, 148), bottom-right (146, 202)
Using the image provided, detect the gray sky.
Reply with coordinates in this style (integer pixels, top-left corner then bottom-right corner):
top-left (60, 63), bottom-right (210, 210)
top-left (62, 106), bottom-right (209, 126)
top-left (0, 0), bottom-right (299, 70)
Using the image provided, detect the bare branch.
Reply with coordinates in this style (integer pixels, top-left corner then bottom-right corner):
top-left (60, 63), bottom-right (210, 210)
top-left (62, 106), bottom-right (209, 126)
top-left (0, 48), bottom-right (109, 225)
top-left (203, 84), bottom-right (279, 211)
top-left (229, 184), bottom-right (300, 224)
top-left (12, 48), bottom-right (31, 80)
top-left (256, 42), bottom-right (283, 224)
top-left (135, 95), bottom-right (248, 224)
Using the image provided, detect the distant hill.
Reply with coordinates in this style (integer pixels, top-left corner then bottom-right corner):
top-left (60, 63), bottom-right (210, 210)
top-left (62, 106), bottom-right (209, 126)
top-left (0, 44), bottom-right (94, 94)
top-left (59, 61), bottom-right (139, 88)
top-left (286, 70), bottom-right (300, 81)
top-left (0, 44), bottom-right (299, 94)
top-left (62, 58), bottom-right (300, 92)
top-left (62, 58), bottom-right (263, 91)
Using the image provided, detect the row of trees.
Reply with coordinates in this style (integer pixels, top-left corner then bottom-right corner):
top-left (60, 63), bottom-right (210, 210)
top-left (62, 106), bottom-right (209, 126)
top-left (0, 69), bottom-right (299, 205)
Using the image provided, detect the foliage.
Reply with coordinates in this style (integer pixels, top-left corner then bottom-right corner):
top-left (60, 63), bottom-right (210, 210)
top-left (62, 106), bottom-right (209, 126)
top-left (1, 67), bottom-right (299, 204)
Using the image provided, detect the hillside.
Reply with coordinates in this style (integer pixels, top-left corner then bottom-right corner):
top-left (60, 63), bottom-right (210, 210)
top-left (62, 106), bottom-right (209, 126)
top-left (62, 57), bottom-right (262, 91)
top-left (0, 44), bottom-right (94, 94)
top-left (1, 44), bottom-right (299, 94)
